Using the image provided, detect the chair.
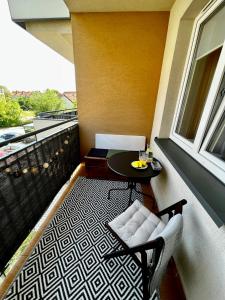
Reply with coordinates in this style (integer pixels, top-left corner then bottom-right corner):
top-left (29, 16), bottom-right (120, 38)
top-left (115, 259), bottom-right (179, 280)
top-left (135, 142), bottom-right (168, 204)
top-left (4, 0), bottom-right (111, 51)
top-left (104, 199), bottom-right (187, 300)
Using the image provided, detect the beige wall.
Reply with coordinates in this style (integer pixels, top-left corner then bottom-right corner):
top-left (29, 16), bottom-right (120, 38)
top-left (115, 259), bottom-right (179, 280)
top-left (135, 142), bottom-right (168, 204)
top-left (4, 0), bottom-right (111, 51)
top-left (151, 150), bottom-right (225, 300)
top-left (71, 12), bottom-right (169, 156)
top-left (151, 0), bottom-right (225, 299)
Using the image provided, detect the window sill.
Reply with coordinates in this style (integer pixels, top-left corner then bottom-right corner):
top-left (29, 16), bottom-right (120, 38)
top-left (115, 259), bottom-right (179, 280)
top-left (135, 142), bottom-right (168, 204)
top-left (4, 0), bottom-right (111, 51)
top-left (155, 138), bottom-right (225, 227)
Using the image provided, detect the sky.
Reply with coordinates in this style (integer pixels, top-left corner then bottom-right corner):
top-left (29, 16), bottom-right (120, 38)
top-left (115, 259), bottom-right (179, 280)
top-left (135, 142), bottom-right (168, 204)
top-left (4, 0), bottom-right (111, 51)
top-left (0, 0), bottom-right (76, 92)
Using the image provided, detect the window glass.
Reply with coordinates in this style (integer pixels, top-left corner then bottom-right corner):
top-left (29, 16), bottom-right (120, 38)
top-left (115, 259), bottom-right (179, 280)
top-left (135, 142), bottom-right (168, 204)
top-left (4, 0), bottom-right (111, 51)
top-left (197, 4), bottom-right (225, 59)
top-left (206, 111), bottom-right (225, 162)
top-left (175, 3), bottom-right (225, 141)
top-left (175, 47), bottom-right (221, 141)
top-left (204, 73), bottom-right (225, 136)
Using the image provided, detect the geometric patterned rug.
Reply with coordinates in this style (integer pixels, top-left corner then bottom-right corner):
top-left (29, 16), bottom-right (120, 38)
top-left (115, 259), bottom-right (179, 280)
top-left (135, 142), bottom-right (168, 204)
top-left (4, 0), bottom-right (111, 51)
top-left (5, 177), bottom-right (144, 300)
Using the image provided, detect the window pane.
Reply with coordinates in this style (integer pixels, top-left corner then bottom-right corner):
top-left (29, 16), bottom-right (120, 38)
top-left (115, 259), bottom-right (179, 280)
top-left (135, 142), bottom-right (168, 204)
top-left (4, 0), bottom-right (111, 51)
top-left (206, 111), bottom-right (225, 162)
top-left (204, 73), bottom-right (225, 136)
top-left (175, 2), bottom-right (225, 142)
top-left (197, 4), bottom-right (225, 59)
top-left (176, 47), bottom-right (221, 141)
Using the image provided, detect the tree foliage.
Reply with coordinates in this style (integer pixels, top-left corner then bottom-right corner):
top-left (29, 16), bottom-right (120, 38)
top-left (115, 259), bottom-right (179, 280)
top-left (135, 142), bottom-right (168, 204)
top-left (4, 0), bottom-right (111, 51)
top-left (27, 89), bottom-right (65, 113)
top-left (0, 87), bottom-right (66, 127)
top-left (73, 99), bottom-right (77, 109)
top-left (16, 96), bottom-right (33, 111)
top-left (0, 95), bottom-right (22, 127)
top-left (15, 90), bottom-right (65, 113)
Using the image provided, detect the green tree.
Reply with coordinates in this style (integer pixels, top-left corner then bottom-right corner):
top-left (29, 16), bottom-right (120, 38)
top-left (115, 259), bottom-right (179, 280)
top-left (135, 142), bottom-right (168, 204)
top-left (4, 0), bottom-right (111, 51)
top-left (73, 99), bottom-right (77, 109)
top-left (0, 95), bottom-right (22, 127)
top-left (16, 96), bottom-right (33, 111)
top-left (28, 89), bottom-right (65, 113)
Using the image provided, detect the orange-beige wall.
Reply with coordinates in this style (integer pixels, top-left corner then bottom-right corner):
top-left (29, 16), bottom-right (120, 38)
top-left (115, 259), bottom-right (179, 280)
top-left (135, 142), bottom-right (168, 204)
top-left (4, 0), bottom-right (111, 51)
top-left (71, 12), bottom-right (169, 156)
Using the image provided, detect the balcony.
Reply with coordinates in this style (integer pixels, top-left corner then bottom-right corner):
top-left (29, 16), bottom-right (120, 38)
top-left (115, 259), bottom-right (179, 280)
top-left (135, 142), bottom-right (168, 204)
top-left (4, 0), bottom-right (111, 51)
top-left (4, 0), bottom-right (225, 299)
top-left (0, 120), bottom-right (185, 299)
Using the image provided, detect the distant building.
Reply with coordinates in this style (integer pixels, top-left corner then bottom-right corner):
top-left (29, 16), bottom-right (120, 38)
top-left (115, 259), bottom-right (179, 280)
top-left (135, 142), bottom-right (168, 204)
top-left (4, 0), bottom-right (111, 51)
top-left (61, 91), bottom-right (77, 109)
top-left (12, 91), bottom-right (35, 98)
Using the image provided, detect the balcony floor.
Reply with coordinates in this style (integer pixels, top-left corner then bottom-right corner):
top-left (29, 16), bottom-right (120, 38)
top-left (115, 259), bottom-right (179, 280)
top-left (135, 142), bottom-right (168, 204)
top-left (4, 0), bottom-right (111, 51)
top-left (1, 164), bottom-right (185, 300)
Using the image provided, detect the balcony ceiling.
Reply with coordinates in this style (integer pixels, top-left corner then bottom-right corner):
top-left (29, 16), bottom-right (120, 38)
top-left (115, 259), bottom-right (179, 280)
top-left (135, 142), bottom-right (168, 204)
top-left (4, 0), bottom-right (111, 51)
top-left (65, 0), bottom-right (176, 12)
top-left (8, 0), bottom-right (69, 21)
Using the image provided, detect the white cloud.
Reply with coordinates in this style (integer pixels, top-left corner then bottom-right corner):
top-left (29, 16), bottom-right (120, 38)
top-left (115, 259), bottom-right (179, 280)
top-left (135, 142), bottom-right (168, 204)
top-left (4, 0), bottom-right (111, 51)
top-left (0, 0), bottom-right (76, 92)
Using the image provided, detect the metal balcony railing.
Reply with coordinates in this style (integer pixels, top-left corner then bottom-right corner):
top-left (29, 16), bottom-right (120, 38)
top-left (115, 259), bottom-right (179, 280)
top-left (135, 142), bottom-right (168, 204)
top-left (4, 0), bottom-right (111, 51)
top-left (37, 109), bottom-right (78, 120)
top-left (0, 119), bottom-right (80, 274)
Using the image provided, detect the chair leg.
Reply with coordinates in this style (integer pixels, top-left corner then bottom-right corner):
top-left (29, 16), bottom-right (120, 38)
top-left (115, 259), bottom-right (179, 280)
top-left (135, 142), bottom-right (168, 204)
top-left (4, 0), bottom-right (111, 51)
top-left (103, 248), bottom-right (129, 259)
top-left (142, 267), bottom-right (149, 300)
top-left (141, 251), bottom-right (149, 300)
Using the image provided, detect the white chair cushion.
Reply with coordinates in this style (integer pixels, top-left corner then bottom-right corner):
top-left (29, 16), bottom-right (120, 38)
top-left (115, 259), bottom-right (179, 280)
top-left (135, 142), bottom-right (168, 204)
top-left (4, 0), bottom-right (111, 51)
top-left (109, 200), bottom-right (165, 264)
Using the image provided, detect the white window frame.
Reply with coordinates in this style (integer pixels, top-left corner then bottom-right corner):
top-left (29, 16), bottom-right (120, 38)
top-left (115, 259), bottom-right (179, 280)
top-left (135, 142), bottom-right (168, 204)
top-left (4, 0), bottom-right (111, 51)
top-left (170, 0), bottom-right (225, 183)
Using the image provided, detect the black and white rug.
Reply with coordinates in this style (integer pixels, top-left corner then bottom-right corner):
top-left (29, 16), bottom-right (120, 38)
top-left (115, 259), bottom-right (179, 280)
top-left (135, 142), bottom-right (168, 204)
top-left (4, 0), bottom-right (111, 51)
top-left (5, 177), bottom-right (144, 300)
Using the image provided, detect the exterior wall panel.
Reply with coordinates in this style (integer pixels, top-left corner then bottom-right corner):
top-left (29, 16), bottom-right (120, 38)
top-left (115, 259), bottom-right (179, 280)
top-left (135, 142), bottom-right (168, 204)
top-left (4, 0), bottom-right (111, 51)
top-left (71, 12), bottom-right (169, 155)
top-left (151, 0), bottom-right (225, 299)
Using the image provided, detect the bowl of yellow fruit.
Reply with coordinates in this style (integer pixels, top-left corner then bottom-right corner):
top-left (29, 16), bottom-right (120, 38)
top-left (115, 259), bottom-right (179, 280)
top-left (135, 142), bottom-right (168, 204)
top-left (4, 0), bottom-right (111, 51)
top-left (131, 160), bottom-right (148, 170)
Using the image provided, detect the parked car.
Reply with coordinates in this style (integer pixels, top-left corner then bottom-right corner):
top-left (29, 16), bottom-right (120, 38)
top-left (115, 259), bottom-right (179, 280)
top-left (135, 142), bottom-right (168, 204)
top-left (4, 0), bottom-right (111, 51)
top-left (0, 132), bottom-right (20, 143)
top-left (0, 131), bottom-right (22, 143)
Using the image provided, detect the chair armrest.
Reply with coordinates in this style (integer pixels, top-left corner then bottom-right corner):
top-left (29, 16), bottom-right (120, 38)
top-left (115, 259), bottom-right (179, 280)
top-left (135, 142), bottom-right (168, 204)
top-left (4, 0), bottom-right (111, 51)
top-left (104, 237), bottom-right (164, 259)
top-left (156, 199), bottom-right (187, 219)
top-left (128, 237), bottom-right (164, 254)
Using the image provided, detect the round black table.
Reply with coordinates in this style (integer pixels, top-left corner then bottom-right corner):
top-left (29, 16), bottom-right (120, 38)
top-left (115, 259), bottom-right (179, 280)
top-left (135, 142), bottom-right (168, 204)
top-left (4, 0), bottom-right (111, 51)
top-left (107, 151), bottom-right (160, 205)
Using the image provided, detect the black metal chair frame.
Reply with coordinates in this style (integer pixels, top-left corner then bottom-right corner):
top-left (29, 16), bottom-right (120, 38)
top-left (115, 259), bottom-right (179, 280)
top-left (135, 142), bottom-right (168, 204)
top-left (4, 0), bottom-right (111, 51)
top-left (104, 199), bottom-right (187, 300)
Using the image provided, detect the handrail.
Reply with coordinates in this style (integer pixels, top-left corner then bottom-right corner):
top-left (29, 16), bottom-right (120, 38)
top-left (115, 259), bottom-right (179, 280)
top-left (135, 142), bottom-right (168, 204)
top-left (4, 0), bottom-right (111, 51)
top-left (0, 117), bottom-right (77, 148)
top-left (37, 108), bottom-right (77, 115)
top-left (36, 109), bottom-right (78, 121)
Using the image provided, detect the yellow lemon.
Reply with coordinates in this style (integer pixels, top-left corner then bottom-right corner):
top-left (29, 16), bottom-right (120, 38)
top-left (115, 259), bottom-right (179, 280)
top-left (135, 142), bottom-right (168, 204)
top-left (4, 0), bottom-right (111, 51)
top-left (132, 161), bottom-right (139, 168)
top-left (141, 160), bottom-right (147, 167)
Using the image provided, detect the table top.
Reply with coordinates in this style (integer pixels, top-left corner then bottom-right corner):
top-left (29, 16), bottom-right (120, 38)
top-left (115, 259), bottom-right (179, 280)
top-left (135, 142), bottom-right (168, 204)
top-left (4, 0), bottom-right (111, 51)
top-left (107, 151), bottom-right (160, 181)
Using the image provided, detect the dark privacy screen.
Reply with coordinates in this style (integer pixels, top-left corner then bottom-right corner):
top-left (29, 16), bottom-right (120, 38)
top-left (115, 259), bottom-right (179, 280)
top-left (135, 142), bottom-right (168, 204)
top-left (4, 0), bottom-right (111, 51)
top-left (0, 124), bottom-right (80, 273)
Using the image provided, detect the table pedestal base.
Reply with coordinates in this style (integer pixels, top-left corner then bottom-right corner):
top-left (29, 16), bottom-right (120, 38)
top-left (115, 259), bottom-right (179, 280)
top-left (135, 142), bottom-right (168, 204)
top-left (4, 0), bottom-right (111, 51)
top-left (107, 181), bottom-right (154, 206)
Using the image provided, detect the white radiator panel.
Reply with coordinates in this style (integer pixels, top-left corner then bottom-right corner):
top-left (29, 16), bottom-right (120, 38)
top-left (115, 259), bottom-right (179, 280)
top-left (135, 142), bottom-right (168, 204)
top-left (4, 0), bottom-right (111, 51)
top-left (95, 134), bottom-right (146, 151)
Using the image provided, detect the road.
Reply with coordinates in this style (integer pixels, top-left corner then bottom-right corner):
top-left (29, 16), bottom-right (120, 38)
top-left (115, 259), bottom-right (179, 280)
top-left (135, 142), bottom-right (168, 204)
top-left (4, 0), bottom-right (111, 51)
top-left (0, 126), bottom-right (25, 136)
